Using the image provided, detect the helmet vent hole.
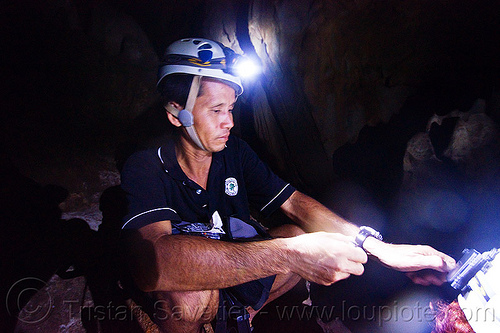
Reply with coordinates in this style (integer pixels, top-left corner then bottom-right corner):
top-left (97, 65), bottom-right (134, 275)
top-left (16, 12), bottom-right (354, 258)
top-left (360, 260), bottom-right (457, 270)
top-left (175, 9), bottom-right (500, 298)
top-left (198, 50), bottom-right (213, 63)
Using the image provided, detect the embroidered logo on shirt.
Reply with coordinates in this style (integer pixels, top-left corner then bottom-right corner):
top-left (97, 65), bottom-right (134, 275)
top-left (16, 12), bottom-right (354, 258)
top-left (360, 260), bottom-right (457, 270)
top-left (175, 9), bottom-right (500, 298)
top-left (225, 177), bottom-right (238, 196)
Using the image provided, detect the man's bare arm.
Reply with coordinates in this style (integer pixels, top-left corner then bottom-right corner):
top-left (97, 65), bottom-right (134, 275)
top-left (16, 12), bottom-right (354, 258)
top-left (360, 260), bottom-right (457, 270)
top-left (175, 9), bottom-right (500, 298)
top-left (123, 220), bottom-right (367, 292)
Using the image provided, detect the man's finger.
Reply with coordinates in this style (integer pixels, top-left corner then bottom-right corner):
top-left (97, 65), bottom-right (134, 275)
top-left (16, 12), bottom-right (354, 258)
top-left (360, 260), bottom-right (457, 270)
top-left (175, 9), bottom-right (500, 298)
top-left (332, 271), bottom-right (351, 284)
top-left (442, 256), bottom-right (456, 271)
top-left (407, 255), bottom-right (453, 272)
top-left (346, 245), bottom-right (368, 264)
top-left (348, 262), bottom-right (365, 276)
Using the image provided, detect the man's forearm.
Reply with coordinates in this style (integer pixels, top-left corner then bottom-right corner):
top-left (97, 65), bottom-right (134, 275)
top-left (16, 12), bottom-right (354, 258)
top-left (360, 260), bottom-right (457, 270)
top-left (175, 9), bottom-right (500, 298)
top-left (128, 228), bottom-right (370, 292)
top-left (137, 235), bottom-right (292, 292)
top-left (281, 191), bottom-right (359, 235)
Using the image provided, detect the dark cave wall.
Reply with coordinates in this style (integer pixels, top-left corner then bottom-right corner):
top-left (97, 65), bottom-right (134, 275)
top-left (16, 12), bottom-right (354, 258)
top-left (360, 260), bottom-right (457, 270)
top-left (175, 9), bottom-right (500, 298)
top-left (204, 0), bottom-right (500, 193)
top-left (2, 2), bottom-right (500, 331)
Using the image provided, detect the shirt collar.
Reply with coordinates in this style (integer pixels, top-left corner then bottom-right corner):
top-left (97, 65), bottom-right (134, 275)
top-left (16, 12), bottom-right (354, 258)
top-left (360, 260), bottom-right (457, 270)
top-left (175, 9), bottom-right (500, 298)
top-left (157, 138), bottom-right (186, 181)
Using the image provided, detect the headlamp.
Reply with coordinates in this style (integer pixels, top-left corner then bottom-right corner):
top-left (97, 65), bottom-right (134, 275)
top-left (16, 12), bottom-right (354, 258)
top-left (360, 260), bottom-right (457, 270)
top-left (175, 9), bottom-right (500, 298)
top-left (162, 47), bottom-right (261, 81)
top-left (232, 57), bottom-right (261, 78)
top-left (219, 43), bottom-right (261, 79)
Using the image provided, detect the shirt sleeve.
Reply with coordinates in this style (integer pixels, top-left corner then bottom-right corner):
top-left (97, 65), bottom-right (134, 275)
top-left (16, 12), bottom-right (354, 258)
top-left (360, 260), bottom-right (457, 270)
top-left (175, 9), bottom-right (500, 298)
top-left (237, 139), bottom-right (296, 217)
top-left (120, 149), bottom-right (180, 230)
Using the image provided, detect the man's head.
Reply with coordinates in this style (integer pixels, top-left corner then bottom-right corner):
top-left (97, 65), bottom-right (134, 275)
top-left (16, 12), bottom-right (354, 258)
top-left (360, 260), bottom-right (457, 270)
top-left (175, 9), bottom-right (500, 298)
top-left (156, 38), bottom-right (244, 151)
top-left (166, 77), bottom-right (236, 153)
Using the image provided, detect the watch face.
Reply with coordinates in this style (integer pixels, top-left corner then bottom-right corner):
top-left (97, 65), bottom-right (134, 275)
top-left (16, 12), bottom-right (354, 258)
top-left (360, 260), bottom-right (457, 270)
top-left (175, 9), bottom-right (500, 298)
top-left (364, 226), bottom-right (382, 239)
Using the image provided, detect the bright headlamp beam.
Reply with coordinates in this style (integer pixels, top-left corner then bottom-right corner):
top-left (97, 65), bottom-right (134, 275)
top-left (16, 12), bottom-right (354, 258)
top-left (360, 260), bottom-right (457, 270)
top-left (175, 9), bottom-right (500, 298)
top-left (234, 57), bottom-right (261, 79)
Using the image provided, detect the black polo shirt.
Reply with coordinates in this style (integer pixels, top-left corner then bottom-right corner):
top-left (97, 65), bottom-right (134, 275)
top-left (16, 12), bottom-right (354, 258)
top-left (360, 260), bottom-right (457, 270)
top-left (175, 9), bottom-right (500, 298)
top-left (121, 135), bottom-right (295, 231)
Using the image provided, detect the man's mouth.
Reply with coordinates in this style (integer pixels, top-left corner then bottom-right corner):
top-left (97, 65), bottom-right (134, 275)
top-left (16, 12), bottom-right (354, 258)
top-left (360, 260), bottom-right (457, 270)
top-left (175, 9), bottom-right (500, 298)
top-left (218, 134), bottom-right (230, 141)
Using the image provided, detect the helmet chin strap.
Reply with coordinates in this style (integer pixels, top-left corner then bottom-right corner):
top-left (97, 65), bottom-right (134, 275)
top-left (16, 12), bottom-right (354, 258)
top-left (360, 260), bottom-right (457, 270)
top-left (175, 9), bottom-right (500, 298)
top-left (165, 75), bottom-right (207, 151)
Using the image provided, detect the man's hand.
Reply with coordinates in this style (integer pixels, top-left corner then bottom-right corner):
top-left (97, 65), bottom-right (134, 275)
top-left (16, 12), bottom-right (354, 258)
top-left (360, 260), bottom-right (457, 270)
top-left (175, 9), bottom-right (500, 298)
top-left (285, 232), bottom-right (368, 285)
top-left (405, 270), bottom-right (449, 286)
top-left (363, 238), bottom-right (456, 285)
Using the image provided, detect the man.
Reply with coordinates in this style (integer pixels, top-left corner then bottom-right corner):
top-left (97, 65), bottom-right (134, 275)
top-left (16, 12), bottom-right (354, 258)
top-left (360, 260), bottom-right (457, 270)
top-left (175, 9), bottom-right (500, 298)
top-left (120, 38), bottom-right (455, 333)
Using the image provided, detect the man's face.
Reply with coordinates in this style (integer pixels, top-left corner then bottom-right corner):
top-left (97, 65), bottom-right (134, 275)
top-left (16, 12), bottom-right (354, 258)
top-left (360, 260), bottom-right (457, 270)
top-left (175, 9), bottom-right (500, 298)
top-left (191, 78), bottom-right (236, 152)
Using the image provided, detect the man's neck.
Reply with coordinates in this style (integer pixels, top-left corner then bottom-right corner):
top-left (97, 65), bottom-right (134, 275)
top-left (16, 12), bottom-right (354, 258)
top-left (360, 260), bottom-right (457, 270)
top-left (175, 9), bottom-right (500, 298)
top-left (175, 137), bottom-right (212, 189)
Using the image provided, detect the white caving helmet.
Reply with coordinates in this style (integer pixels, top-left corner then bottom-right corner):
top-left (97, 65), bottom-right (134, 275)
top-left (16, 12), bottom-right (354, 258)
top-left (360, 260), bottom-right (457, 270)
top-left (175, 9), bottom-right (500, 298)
top-left (157, 38), bottom-right (245, 150)
top-left (448, 248), bottom-right (500, 332)
top-left (158, 38), bottom-right (244, 95)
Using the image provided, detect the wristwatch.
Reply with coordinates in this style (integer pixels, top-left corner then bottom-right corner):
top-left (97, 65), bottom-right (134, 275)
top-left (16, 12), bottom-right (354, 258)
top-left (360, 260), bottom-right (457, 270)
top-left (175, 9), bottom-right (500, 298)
top-left (354, 226), bottom-right (383, 250)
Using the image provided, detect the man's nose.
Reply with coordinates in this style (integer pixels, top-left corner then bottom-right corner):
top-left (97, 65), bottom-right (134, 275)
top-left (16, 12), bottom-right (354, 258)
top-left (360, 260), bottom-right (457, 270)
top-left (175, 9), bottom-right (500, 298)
top-left (222, 111), bottom-right (234, 129)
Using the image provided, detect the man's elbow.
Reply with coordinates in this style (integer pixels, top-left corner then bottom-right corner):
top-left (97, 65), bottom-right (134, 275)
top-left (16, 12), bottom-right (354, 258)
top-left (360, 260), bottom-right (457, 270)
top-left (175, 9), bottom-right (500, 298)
top-left (121, 232), bottom-right (162, 292)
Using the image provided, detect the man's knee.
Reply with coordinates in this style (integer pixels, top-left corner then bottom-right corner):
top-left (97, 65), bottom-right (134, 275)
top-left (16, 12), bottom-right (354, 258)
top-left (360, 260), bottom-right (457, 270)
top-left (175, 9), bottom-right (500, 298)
top-left (151, 290), bottom-right (219, 327)
top-left (269, 223), bottom-right (305, 238)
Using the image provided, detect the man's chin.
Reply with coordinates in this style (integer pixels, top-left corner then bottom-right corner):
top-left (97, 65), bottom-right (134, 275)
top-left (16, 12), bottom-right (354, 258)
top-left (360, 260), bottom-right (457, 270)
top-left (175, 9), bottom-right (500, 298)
top-left (212, 145), bottom-right (226, 152)
top-left (201, 142), bottom-right (223, 153)
top-left (209, 139), bottom-right (229, 152)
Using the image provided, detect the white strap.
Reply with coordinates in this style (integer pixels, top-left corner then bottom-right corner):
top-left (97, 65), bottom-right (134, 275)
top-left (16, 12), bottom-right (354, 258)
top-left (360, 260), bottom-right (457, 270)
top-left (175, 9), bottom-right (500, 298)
top-left (185, 75), bottom-right (201, 111)
top-left (165, 76), bottom-right (207, 151)
top-left (183, 76), bottom-right (206, 150)
top-left (164, 75), bottom-right (200, 118)
top-left (186, 125), bottom-right (206, 151)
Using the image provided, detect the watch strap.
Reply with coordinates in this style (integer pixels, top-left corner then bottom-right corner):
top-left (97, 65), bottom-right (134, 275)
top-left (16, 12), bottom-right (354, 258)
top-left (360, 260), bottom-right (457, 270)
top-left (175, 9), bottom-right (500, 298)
top-left (354, 226), bottom-right (383, 250)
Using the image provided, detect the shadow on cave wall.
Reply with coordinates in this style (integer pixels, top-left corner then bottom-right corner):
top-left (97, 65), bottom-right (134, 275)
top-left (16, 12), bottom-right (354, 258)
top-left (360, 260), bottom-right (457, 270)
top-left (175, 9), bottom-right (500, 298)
top-left (0, 153), bottom-right (135, 332)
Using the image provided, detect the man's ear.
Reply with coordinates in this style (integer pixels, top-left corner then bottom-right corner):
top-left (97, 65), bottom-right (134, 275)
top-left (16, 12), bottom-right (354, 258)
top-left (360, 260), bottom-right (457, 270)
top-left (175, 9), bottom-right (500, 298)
top-left (164, 102), bottom-right (183, 127)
